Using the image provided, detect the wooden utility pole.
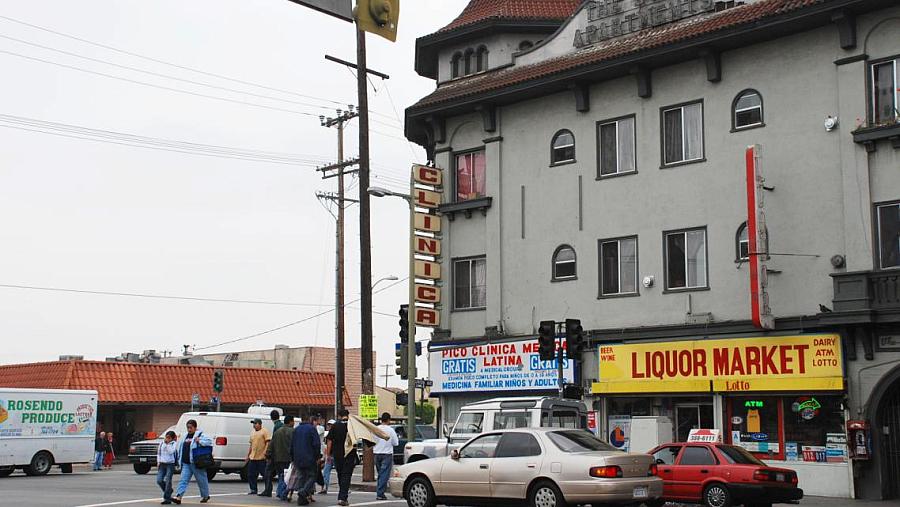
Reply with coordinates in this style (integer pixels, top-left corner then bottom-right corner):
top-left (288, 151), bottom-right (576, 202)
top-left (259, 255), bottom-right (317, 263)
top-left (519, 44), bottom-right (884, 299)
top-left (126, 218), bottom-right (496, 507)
top-left (318, 108), bottom-right (358, 417)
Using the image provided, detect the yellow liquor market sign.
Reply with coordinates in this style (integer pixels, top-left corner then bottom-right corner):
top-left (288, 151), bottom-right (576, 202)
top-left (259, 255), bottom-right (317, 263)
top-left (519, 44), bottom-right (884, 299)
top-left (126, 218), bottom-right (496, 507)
top-left (593, 334), bottom-right (843, 394)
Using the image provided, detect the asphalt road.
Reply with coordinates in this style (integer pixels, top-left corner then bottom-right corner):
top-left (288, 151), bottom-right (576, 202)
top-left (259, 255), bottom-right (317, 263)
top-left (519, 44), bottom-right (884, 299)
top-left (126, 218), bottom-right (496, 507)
top-left (2, 464), bottom-right (897, 507)
top-left (0, 464), bottom-right (404, 507)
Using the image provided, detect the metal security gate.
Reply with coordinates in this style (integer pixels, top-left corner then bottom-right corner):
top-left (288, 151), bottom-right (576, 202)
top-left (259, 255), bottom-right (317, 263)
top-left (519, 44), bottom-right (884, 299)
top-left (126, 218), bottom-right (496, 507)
top-left (878, 383), bottom-right (900, 499)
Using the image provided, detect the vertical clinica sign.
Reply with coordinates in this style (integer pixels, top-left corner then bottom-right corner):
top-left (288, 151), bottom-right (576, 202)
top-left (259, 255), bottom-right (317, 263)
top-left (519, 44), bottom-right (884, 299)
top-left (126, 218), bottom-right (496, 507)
top-left (745, 145), bottom-right (774, 329)
top-left (412, 164), bottom-right (443, 328)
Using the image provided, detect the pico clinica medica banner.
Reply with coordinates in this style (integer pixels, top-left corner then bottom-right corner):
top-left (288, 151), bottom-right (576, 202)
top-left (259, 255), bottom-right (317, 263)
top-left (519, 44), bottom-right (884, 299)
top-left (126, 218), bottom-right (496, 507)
top-left (593, 334), bottom-right (843, 394)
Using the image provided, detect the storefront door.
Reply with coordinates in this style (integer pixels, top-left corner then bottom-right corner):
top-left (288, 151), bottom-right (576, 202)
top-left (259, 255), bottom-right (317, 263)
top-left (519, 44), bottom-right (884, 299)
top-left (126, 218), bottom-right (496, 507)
top-left (878, 382), bottom-right (900, 499)
top-left (675, 404), bottom-right (714, 442)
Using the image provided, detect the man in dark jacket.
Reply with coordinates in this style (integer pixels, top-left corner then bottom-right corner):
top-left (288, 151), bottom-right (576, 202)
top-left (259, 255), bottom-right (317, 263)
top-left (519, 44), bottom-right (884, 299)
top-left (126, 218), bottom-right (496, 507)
top-left (325, 409), bottom-right (356, 506)
top-left (260, 410), bottom-right (285, 497)
top-left (291, 414), bottom-right (321, 506)
top-left (264, 415), bottom-right (294, 500)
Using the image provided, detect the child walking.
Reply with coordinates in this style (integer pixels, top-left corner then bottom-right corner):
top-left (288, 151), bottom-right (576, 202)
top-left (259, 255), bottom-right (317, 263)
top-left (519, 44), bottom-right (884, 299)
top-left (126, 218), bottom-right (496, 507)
top-left (156, 431), bottom-right (178, 504)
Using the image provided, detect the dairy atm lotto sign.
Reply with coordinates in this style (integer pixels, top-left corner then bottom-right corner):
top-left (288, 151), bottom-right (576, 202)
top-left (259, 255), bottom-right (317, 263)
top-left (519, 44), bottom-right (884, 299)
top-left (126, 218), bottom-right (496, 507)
top-left (430, 339), bottom-right (575, 394)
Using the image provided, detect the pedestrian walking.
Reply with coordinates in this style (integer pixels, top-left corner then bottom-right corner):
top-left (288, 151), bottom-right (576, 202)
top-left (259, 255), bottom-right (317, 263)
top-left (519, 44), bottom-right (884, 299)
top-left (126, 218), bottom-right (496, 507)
top-left (373, 413), bottom-right (399, 501)
top-left (325, 409), bottom-right (357, 506)
top-left (93, 431), bottom-right (106, 471)
top-left (259, 410), bottom-right (283, 497)
top-left (156, 431), bottom-right (178, 505)
top-left (291, 413), bottom-right (321, 506)
top-left (103, 432), bottom-right (115, 469)
top-left (268, 414), bottom-right (294, 500)
top-left (173, 419), bottom-right (212, 504)
top-left (317, 420), bottom-right (335, 495)
top-left (246, 418), bottom-right (271, 495)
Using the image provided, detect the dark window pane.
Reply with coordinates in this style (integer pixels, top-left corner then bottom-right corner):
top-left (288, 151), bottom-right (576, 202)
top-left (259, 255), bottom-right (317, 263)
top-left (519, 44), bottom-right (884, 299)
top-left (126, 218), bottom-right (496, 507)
top-left (620, 238), bottom-right (637, 294)
top-left (664, 108), bottom-right (683, 164)
top-left (736, 108), bottom-right (762, 128)
top-left (599, 123), bottom-right (618, 175)
top-left (782, 396), bottom-right (845, 448)
top-left (547, 430), bottom-right (617, 452)
top-left (601, 241), bottom-right (619, 294)
top-left (879, 204), bottom-right (900, 269)
top-left (496, 433), bottom-right (542, 458)
top-left (717, 445), bottom-right (765, 465)
top-left (874, 62), bottom-right (896, 124)
top-left (667, 233), bottom-right (687, 289)
top-left (679, 446), bottom-right (716, 465)
top-left (552, 132), bottom-right (575, 163)
top-left (455, 260), bottom-right (471, 309)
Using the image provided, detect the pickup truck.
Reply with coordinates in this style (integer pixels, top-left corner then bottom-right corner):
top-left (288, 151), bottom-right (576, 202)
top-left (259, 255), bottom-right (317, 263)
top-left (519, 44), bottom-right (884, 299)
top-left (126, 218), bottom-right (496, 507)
top-left (403, 396), bottom-right (587, 463)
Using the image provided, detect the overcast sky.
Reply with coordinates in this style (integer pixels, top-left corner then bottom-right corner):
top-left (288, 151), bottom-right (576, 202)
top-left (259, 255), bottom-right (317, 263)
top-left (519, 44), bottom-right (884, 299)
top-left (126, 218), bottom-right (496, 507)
top-left (0, 0), bottom-right (467, 387)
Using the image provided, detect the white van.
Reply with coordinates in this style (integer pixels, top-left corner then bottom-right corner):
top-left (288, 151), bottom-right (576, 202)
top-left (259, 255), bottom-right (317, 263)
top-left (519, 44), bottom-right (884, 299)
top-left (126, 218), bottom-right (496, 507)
top-left (0, 388), bottom-right (98, 477)
top-left (129, 406), bottom-right (282, 481)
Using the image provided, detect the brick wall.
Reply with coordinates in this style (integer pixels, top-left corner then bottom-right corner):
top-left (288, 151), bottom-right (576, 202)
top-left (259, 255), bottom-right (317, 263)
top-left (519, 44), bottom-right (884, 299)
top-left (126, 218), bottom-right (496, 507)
top-left (304, 348), bottom-right (375, 409)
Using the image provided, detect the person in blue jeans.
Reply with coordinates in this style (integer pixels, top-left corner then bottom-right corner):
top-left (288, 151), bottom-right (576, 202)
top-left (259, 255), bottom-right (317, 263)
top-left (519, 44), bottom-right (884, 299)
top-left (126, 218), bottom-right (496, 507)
top-left (373, 413), bottom-right (399, 501)
top-left (93, 431), bottom-right (106, 471)
top-left (173, 419), bottom-right (212, 504)
top-left (156, 431), bottom-right (178, 504)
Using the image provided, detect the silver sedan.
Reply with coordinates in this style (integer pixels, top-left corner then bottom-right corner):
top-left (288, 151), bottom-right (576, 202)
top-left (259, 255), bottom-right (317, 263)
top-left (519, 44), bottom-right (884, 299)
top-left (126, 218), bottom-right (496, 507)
top-left (389, 427), bottom-right (663, 507)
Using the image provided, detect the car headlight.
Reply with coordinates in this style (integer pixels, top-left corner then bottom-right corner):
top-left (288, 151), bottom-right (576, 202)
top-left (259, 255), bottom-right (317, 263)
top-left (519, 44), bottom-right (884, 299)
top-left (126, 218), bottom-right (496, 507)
top-left (392, 469), bottom-right (402, 478)
top-left (129, 446), bottom-right (136, 454)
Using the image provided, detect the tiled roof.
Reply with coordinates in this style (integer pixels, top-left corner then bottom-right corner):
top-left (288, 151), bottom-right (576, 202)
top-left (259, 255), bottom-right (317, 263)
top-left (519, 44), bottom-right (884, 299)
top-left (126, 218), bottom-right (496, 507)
top-left (412, 0), bottom-right (824, 111)
top-left (437, 0), bottom-right (581, 33)
top-left (0, 360), bottom-right (348, 407)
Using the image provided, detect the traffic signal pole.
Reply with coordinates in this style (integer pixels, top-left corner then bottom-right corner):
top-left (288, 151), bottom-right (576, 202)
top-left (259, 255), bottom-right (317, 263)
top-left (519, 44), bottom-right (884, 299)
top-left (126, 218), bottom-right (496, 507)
top-left (557, 327), bottom-right (565, 399)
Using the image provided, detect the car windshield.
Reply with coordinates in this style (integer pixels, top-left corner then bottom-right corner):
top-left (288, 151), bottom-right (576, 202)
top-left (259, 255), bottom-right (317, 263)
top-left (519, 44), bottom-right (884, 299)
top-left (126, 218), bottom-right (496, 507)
top-left (718, 445), bottom-right (766, 465)
top-left (417, 426), bottom-right (437, 439)
top-left (454, 412), bottom-right (484, 434)
top-left (547, 430), bottom-right (619, 453)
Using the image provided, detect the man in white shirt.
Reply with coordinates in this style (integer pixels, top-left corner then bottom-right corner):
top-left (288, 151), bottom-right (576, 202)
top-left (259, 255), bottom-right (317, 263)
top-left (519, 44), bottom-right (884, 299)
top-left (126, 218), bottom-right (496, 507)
top-left (373, 413), bottom-right (399, 501)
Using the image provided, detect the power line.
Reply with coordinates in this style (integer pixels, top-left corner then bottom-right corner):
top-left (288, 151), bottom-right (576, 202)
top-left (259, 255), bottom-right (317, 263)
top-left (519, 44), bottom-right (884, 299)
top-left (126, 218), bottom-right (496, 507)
top-left (0, 14), bottom-right (402, 123)
top-left (194, 277), bottom-right (408, 352)
top-left (0, 283), bottom-right (331, 307)
top-left (0, 49), bottom-right (323, 118)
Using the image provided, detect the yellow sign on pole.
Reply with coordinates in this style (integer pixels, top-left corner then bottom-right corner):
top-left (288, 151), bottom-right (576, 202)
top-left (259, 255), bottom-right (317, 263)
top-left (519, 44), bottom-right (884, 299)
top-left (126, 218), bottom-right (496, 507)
top-left (358, 394), bottom-right (379, 419)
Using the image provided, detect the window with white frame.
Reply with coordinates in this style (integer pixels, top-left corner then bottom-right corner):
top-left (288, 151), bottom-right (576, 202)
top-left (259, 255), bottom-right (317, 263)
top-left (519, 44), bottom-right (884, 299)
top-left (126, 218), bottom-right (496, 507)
top-left (872, 58), bottom-right (899, 125)
top-left (550, 130), bottom-right (575, 165)
top-left (552, 245), bottom-right (577, 280)
top-left (599, 237), bottom-right (638, 296)
top-left (737, 223), bottom-right (750, 261)
top-left (662, 101), bottom-right (704, 165)
top-left (733, 90), bottom-right (763, 129)
top-left (597, 116), bottom-right (636, 176)
top-left (454, 257), bottom-right (487, 309)
top-left (877, 202), bottom-right (900, 270)
top-left (665, 228), bottom-right (708, 290)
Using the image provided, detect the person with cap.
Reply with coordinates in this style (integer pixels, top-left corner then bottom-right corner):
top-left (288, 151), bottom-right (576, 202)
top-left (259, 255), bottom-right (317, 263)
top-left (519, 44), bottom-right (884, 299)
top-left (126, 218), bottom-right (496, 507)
top-left (325, 409), bottom-right (356, 506)
top-left (317, 419), bottom-right (335, 495)
top-left (245, 418), bottom-right (271, 495)
top-left (373, 413), bottom-right (399, 501)
top-left (291, 413), bottom-right (321, 505)
top-left (259, 410), bottom-right (283, 497)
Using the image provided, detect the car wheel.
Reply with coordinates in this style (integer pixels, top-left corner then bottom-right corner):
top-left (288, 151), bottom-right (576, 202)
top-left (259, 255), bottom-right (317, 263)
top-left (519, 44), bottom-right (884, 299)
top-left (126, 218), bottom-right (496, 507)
top-left (133, 463), bottom-right (152, 475)
top-left (0, 466), bottom-right (14, 478)
top-left (703, 483), bottom-right (732, 507)
top-left (206, 467), bottom-right (217, 482)
top-left (529, 480), bottom-right (566, 507)
top-left (404, 476), bottom-right (436, 507)
top-left (25, 451), bottom-right (53, 476)
top-left (60, 464), bottom-right (73, 474)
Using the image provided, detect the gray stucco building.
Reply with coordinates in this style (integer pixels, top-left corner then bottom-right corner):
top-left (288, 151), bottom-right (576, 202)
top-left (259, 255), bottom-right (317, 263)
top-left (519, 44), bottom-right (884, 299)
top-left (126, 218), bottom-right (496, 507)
top-left (405, 0), bottom-right (900, 499)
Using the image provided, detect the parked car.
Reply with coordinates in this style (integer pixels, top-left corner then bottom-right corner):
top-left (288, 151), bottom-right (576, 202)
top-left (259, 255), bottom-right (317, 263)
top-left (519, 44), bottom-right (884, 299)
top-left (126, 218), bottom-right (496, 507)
top-left (128, 406), bottom-right (281, 481)
top-left (647, 442), bottom-right (804, 507)
top-left (393, 424), bottom-right (436, 464)
top-left (403, 396), bottom-right (587, 464)
top-left (390, 428), bottom-right (662, 507)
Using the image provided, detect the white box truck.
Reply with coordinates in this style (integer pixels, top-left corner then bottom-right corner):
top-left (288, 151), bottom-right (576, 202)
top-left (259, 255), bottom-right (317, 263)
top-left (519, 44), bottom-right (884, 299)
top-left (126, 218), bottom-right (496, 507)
top-left (0, 388), bottom-right (98, 477)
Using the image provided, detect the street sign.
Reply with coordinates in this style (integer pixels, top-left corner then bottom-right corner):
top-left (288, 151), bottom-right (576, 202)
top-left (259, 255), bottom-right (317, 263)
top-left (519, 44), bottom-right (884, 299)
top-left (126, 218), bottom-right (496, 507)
top-left (191, 393), bottom-right (200, 404)
top-left (359, 394), bottom-right (379, 419)
top-left (287, 0), bottom-right (352, 22)
top-left (414, 379), bottom-right (433, 389)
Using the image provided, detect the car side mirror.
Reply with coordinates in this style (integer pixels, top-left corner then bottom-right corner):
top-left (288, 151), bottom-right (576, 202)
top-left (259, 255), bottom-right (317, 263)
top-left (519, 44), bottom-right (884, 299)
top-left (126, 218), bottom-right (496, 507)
top-left (450, 449), bottom-right (460, 460)
top-left (442, 422), bottom-right (452, 436)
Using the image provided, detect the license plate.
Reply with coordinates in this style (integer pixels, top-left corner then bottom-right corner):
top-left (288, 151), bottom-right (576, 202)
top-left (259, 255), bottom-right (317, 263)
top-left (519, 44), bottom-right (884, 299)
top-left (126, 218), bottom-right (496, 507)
top-left (140, 458), bottom-right (147, 462)
top-left (776, 473), bottom-right (785, 481)
top-left (633, 486), bottom-right (648, 498)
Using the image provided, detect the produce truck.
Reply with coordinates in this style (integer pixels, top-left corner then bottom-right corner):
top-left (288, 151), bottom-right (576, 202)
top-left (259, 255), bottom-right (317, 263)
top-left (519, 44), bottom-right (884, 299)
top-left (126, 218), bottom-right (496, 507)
top-left (0, 388), bottom-right (98, 477)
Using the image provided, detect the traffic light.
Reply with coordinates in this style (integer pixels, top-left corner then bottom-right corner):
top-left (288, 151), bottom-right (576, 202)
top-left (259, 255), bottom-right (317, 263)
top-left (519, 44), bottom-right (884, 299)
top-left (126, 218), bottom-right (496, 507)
top-left (212, 369), bottom-right (224, 393)
top-left (565, 318), bottom-right (585, 360)
top-left (354, 0), bottom-right (400, 42)
top-left (399, 304), bottom-right (409, 343)
top-left (538, 320), bottom-right (556, 361)
top-left (395, 342), bottom-right (409, 380)
top-left (395, 391), bottom-right (408, 407)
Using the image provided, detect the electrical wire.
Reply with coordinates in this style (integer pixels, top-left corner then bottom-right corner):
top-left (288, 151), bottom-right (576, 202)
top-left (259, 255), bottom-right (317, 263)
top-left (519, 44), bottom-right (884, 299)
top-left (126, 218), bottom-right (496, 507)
top-left (0, 14), bottom-right (402, 123)
top-left (194, 276), bottom-right (408, 351)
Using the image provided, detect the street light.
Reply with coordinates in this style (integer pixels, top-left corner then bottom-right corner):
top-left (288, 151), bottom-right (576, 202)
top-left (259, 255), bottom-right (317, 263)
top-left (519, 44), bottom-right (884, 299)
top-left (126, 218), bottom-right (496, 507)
top-left (369, 184), bottom-right (417, 441)
top-left (372, 275), bottom-right (399, 290)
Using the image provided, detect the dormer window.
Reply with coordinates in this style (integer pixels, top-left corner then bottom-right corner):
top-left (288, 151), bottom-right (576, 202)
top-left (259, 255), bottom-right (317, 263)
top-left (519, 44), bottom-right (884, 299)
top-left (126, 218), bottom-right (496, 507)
top-left (476, 46), bottom-right (489, 72)
top-left (464, 48), bottom-right (474, 75)
top-left (451, 52), bottom-right (462, 79)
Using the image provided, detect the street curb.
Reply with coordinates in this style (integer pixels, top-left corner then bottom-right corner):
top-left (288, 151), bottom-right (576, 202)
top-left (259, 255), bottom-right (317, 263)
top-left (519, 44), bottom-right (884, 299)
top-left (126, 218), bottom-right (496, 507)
top-left (350, 482), bottom-right (377, 492)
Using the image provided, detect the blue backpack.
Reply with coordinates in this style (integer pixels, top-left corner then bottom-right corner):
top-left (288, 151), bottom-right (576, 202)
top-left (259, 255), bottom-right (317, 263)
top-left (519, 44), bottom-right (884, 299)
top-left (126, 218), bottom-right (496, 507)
top-left (191, 432), bottom-right (214, 469)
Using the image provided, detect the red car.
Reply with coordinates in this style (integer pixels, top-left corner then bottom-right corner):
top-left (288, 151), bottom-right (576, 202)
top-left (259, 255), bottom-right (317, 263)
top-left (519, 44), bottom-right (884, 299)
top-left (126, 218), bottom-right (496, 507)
top-left (646, 442), bottom-right (803, 507)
